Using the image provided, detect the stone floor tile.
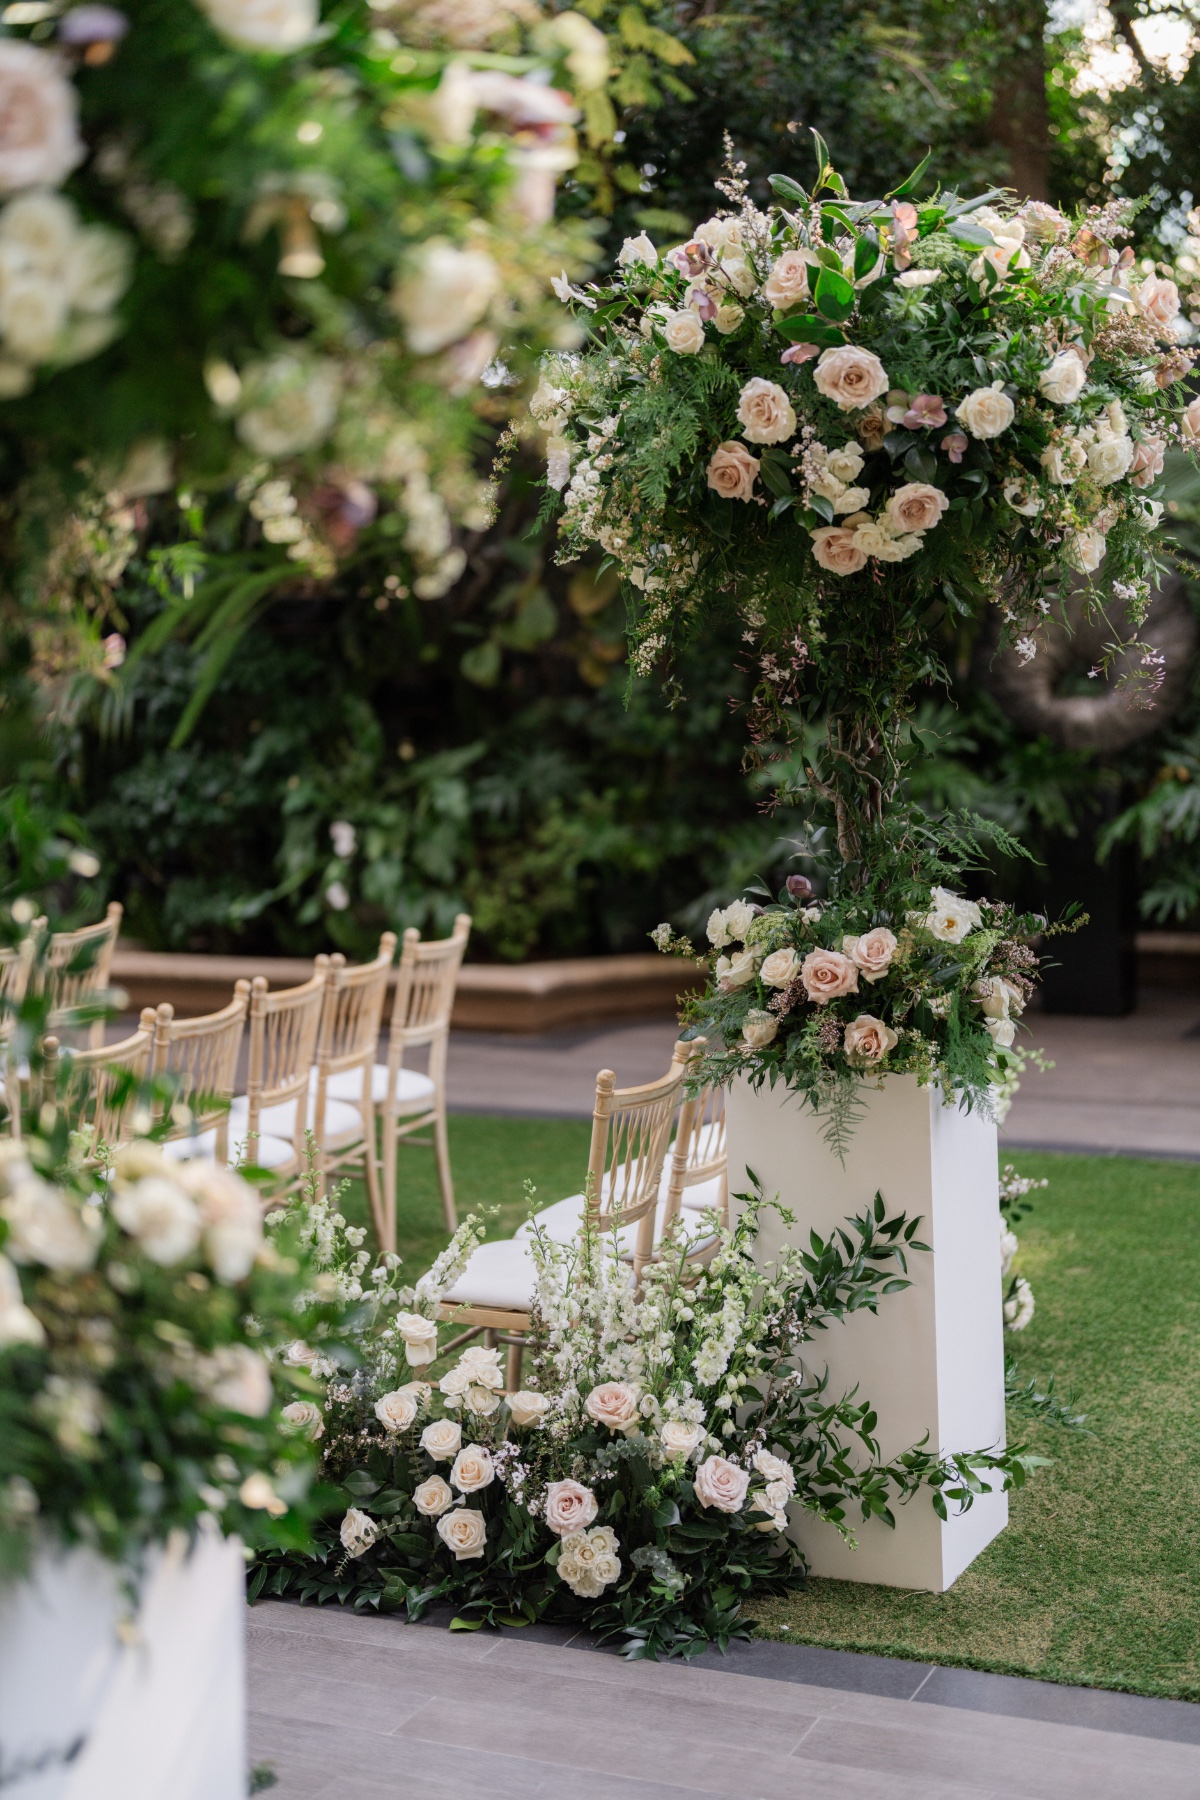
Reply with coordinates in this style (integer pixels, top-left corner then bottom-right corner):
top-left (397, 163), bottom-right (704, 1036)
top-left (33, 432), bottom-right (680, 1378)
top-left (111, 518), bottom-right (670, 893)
top-left (916, 1664), bottom-right (1200, 1745)
top-left (248, 1711), bottom-right (554, 1800)
top-left (692, 1638), bottom-right (933, 1697)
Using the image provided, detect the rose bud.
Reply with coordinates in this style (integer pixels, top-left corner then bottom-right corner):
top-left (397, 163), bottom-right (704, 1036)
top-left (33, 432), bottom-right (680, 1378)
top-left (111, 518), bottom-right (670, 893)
top-left (786, 875), bottom-right (814, 900)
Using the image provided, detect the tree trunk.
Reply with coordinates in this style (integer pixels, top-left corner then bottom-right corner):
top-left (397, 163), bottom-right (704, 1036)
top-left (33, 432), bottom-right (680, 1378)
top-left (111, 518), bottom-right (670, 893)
top-left (987, 0), bottom-right (1050, 201)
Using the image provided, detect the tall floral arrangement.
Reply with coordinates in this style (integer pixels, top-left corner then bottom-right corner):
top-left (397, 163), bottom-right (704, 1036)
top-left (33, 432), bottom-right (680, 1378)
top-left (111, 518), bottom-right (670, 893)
top-left (539, 137), bottom-right (1195, 862)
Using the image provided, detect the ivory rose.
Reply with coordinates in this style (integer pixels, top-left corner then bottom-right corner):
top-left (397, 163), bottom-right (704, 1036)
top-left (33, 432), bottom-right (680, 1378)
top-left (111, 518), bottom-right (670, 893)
top-left (695, 1454), bottom-right (750, 1513)
top-left (0, 41), bottom-right (84, 196)
top-left (420, 1418), bottom-right (462, 1461)
top-left (736, 377), bottom-right (796, 445)
top-left (198, 1344), bottom-right (273, 1417)
top-left (660, 1419), bottom-right (705, 1457)
top-left (617, 232), bottom-right (657, 267)
top-left (923, 887), bottom-right (982, 943)
top-left (663, 309), bottom-right (706, 354)
top-left (176, 1162), bottom-right (262, 1282)
top-left (810, 526), bottom-right (868, 576)
top-left (1182, 396), bottom-right (1200, 442)
top-left (843, 1013), bottom-right (899, 1064)
top-left (508, 1390), bottom-right (550, 1427)
top-left (719, 260), bottom-right (757, 298)
top-left (1130, 436), bottom-right (1165, 489)
top-left (450, 1443), bottom-right (495, 1493)
top-left (760, 947), bottom-right (802, 988)
top-left (813, 345), bottom-right (889, 412)
top-left (707, 440), bottom-right (759, 501)
top-left (955, 384), bottom-right (1014, 439)
top-left (1040, 436), bottom-right (1087, 484)
top-left (413, 1475), bottom-right (454, 1517)
top-left (557, 1525), bottom-right (622, 1598)
top-left (111, 1177), bottom-right (201, 1266)
top-left (280, 1400), bottom-right (324, 1441)
top-left (761, 250), bottom-right (812, 309)
top-left (1038, 352), bottom-right (1087, 405)
top-left (1087, 432), bottom-right (1134, 486)
top-left (339, 1507), bottom-right (379, 1557)
top-left (1066, 528), bottom-right (1106, 573)
top-left (974, 976), bottom-right (1024, 1020)
top-left (2, 1180), bottom-right (99, 1272)
top-left (713, 302), bottom-right (744, 334)
top-left (436, 1508), bottom-right (487, 1560)
top-left (843, 927), bottom-right (897, 982)
top-left (197, 0), bottom-right (318, 53)
top-left (752, 1449), bottom-right (795, 1490)
top-left (986, 1016), bottom-right (1017, 1048)
top-left (800, 948), bottom-right (859, 1004)
top-left (374, 1389), bottom-right (419, 1434)
top-left (826, 444), bottom-right (865, 484)
top-left (544, 1478), bottom-right (598, 1536)
top-left (584, 1381), bottom-right (641, 1432)
top-left (885, 483), bottom-right (948, 535)
top-left (396, 1312), bottom-right (439, 1367)
top-left (0, 1252), bottom-right (42, 1348)
top-left (1133, 274), bottom-right (1180, 335)
top-left (741, 1009), bottom-right (779, 1049)
top-left (715, 948), bottom-right (758, 990)
top-left (393, 240), bottom-right (500, 356)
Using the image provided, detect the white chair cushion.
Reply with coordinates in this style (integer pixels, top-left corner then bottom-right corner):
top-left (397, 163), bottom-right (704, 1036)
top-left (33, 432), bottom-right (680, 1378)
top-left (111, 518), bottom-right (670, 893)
top-left (442, 1237), bottom-right (537, 1312)
top-left (515, 1190), bottom-right (718, 1256)
top-left (229, 1090), bottom-right (363, 1147)
top-left (324, 1064), bottom-right (436, 1110)
top-left (162, 1127), bottom-right (296, 1170)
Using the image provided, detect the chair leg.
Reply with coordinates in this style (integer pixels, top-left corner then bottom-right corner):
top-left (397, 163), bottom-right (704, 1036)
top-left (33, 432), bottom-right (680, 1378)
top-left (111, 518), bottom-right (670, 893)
top-left (361, 1100), bottom-right (390, 1253)
top-left (434, 1103), bottom-right (457, 1232)
top-left (505, 1338), bottom-right (523, 1392)
top-left (380, 1107), bottom-right (398, 1257)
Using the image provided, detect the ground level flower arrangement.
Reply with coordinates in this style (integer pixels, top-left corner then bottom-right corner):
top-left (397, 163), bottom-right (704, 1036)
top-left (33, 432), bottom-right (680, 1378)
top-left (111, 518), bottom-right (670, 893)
top-left (251, 1185), bottom-right (1041, 1659)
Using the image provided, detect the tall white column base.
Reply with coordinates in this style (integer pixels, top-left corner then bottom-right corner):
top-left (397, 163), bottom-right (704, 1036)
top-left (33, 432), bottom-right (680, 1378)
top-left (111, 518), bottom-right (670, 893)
top-left (0, 1523), bottom-right (245, 1800)
top-left (727, 1072), bottom-right (1007, 1593)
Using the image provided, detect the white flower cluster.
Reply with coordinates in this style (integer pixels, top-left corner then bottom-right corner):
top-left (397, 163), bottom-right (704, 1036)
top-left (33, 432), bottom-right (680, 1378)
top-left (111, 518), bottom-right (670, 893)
top-left (0, 189), bottom-right (131, 398)
top-left (558, 1524), bottom-right (621, 1598)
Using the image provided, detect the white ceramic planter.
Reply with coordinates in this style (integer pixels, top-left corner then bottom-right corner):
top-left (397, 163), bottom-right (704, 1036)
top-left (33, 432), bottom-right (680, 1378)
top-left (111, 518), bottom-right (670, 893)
top-left (0, 1524), bottom-right (245, 1799)
top-left (727, 1072), bottom-right (1007, 1593)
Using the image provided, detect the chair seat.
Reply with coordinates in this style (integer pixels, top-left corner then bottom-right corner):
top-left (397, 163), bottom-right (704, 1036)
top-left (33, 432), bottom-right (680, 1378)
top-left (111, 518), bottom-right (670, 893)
top-left (442, 1237), bottom-right (537, 1313)
top-left (324, 1063), bottom-right (436, 1111)
top-left (162, 1126), bottom-right (296, 1170)
top-left (515, 1180), bottom-right (723, 1255)
top-left (229, 1090), bottom-right (363, 1147)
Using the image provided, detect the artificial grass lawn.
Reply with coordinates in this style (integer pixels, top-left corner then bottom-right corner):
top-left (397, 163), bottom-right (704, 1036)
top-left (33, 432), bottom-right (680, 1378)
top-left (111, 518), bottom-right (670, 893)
top-left (354, 1127), bottom-right (1200, 1701)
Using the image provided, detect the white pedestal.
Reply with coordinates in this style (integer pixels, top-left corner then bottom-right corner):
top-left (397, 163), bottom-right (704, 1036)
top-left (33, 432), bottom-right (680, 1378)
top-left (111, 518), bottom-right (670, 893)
top-left (727, 1072), bottom-right (1007, 1592)
top-left (0, 1525), bottom-right (246, 1799)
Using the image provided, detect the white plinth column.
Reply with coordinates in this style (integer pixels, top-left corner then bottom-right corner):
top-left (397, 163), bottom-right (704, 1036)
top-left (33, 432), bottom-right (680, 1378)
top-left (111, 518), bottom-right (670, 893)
top-left (0, 1525), bottom-right (246, 1800)
top-left (727, 1072), bottom-right (1007, 1592)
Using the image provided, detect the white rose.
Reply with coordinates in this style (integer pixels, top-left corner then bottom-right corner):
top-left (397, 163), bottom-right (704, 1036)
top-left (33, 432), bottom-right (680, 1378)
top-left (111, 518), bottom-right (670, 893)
top-left (63, 224), bottom-right (132, 315)
top-left (969, 234), bottom-right (1030, 285)
top-left (1004, 1275), bottom-right (1035, 1330)
top-left (196, 0), bottom-right (318, 51)
top-left (584, 1382), bottom-right (641, 1432)
top-left (465, 1383), bottom-right (501, 1415)
top-left (715, 948), bottom-right (757, 990)
top-left (236, 353), bottom-right (341, 457)
top-left (543, 1478), bottom-right (599, 1536)
top-left (617, 232), bottom-right (657, 267)
top-left (375, 1389), bottom-right (420, 1434)
top-left (694, 216), bottom-right (743, 251)
top-left (694, 1454), bottom-right (750, 1513)
top-left (663, 309), bottom-right (706, 355)
top-left (450, 1443), bottom-right (495, 1493)
top-left (763, 1479), bottom-right (793, 1513)
top-left (986, 1016), bottom-right (1017, 1048)
top-left (197, 1345), bottom-right (273, 1417)
top-left (896, 268), bottom-right (941, 288)
top-left (111, 1176), bottom-right (202, 1266)
top-left (546, 436), bottom-right (571, 492)
top-left (955, 384), bottom-right (1014, 440)
top-left (0, 1252), bottom-right (43, 1348)
top-left (393, 239), bottom-right (500, 356)
top-left (508, 1390), bottom-right (550, 1427)
top-left (724, 899), bottom-right (756, 940)
top-left (761, 250), bottom-right (813, 310)
top-left (339, 1507), bottom-right (379, 1558)
top-left (825, 444), bottom-right (865, 484)
top-left (718, 258), bottom-right (757, 298)
top-left (660, 1419), bottom-right (705, 1457)
top-left (2, 1180), bottom-right (99, 1272)
top-left (395, 1312), bottom-right (439, 1367)
top-left (752, 1448), bottom-right (795, 1491)
top-left (974, 976), bottom-right (1024, 1020)
top-left (280, 1400), bottom-right (324, 1440)
top-left (923, 886), bottom-right (982, 943)
top-left (0, 275), bottom-right (66, 361)
top-left (175, 1161), bottom-right (262, 1283)
top-left (759, 947), bottom-right (802, 988)
top-left (0, 42), bottom-right (84, 196)
top-left (713, 302), bottom-right (744, 334)
top-left (437, 1507), bottom-right (487, 1560)
top-left (831, 484), bottom-right (871, 515)
top-left (737, 376), bottom-right (796, 445)
top-left (0, 189), bottom-right (74, 271)
top-left (706, 906), bottom-right (731, 948)
top-left (1038, 352), bottom-right (1087, 406)
top-left (1087, 434), bottom-right (1134, 486)
top-left (1066, 528), bottom-right (1106, 573)
top-left (420, 1418), bottom-right (462, 1462)
top-left (741, 1009), bottom-right (779, 1049)
top-left (1040, 436), bottom-right (1087, 485)
top-left (413, 1475), bottom-right (454, 1517)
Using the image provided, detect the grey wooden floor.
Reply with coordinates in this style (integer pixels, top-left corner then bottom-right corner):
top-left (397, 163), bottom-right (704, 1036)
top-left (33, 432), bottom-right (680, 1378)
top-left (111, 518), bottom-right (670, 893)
top-left (247, 1600), bottom-right (1200, 1799)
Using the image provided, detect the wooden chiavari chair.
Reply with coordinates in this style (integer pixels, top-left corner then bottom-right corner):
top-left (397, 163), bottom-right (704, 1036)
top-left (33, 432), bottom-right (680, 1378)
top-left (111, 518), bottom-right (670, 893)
top-left (310, 934), bottom-right (396, 1231)
top-left (149, 983), bottom-right (250, 1165)
top-left (226, 962), bottom-right (331, 1182)
top-left (45, 903), bottom-right (123, 1049)
top-left (55, 1013), bottom-right (155, 1157)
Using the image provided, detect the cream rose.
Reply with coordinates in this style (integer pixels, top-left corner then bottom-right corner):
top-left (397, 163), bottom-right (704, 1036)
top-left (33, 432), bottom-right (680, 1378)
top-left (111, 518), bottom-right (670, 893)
top-left (885, 483), bottom-right (949, 535)
top-left (465, 1383), bottom-right (502, 1416)
top-left (986, 1016), bottom-right (1017, 1048)
top-left (1182, 396), bottom-right (1200, 442)
top-left (197, 0), bottom-right (318, 52)
top-left (413, 1475), bottom-right (454, 1517)
top-left (826, 444), bottom-right (865, 484)
top-left (1130, 436), bottom-right (1165, 489)
top-left (617, 232), bottom-right (657, 267)
top-left (1066, 528), bottom-right (1106, 574)
top-left (396, 1312), bottom-right (439, 1367)
top-left (736, 377), bottom-right (797, 445)
top-left (752, 1448), bottom-right (795, 1490)
top-left (1040, 436), bottom-right (1087, 485)
top-left (508, 1390), bottom-right (550, 1427)
top-left (198, 1345), bottom-right (273, 1417)
top-left (923, 886), bottom-right (982, 943)
top-left (813, 345), bottom-right (889, 412)
top-left (558, 1525), bottom-right (623, 1598)
top-left (0, 1252), bottom-right (43, 1348)
top-left (955, 384), bottom-right (1014, 440)
top-left (843, 926), bottom-right (897, 982)
top-left (0, 42), bottom-right (84, 196)
top-left (1133, 274), bottom-right (1180, 335)
top-left (543, 1478), bottom-right (599, 1536)
top-left (450, 1443), bottom-right (495, 1493)
top-left (2, 1180), bottom-right (99, 1272)
top-left (1038, 352), bottom-right (1087, 406)
top-left (1087, 434), bottom-right (1134, 486)
top-left (663, 309), bottom-right (706, 355)
top-left (280, 1400), bottom-right (324, 1441)
top-left (660, 1419), bottom-right (705, 1457)
top-left (741, 1009), bottom-right (779, 1049)
top-left (718, 259), bottom-right (757, 299)
top-left (800, 948), bottom-right (859, 1004)
top-left (694, 1454), bottom-right (750, 1513)
top-left (759, 947), bottom-right (802, 988)
top-left (843, 1013), bottom-right (899, 1065)
top-left (713, 302), bottom-right (744, 334)
top-left (761, 250), bottom-right (813, 309)
top-left (810, 526), bottom-right (868, 576)
top-left (974, 976), bottom-right (1024, 1020)
top-left (706, 440), bottom-right (759, 501)
top-left (715, 948), bottom-right (758, 990)
top-left (420, 1418), bottom-right (462, 1462)
top-left (111, 1177), bottom-right (201, 1266)
top-left (436, 1507), bottom-right (487, 1560)
top-left (175, 1162), bottom-right (263, 1283)
top-left (374, 1389), bottom-right (419, 1434)
top-left (339, 1507), bottom-right (378, 1557)
top-left (393, 240), bottom-right (500, 356)
top-left (584, 1381), bottom-right (640, 1432)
